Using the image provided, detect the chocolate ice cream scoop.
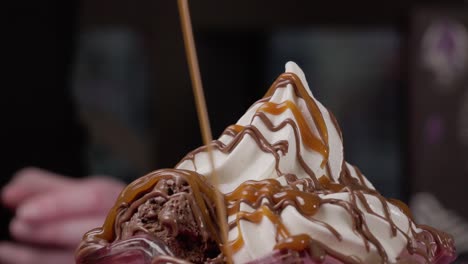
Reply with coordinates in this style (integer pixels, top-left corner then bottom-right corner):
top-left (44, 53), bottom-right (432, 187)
top-left (76, 169), bottom-right (223, 263)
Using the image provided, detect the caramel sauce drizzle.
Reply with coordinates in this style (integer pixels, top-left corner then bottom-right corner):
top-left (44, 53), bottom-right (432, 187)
top-left (224, 179), bottom-right (343, 255)
top-left (227, 124), bottom-right (244, 134)
top-left (318, 175), bottom-right (345, 192)
top-left (274, 234), bottom-right (314, 252)
top-left (263, 73), bottom-right (329, 168)
top-left (229, 205), bottom-right (290, 252)
top-left (256, 100), bottom-right (328, 164)
top-left (225, 179), bottom-right (320, 217)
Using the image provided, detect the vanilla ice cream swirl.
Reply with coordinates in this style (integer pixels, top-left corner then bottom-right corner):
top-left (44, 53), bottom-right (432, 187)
top-left (177, 62), bottom-right (454, 263)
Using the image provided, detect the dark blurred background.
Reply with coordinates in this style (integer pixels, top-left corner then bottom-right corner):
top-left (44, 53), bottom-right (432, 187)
top-left (3, 0), bottom-right (467, 256)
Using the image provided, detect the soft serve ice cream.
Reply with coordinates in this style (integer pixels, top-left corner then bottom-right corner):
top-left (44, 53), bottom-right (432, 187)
top-left (76, 62), bottom-right (456, 264)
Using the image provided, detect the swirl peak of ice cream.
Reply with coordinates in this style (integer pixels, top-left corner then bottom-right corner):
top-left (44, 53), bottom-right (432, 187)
top-left (76, 62), bottom-right (456, 264)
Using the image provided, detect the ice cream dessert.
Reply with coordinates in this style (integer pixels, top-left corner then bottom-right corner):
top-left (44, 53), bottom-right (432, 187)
top-left (75, 62), bottom-right (456, 264)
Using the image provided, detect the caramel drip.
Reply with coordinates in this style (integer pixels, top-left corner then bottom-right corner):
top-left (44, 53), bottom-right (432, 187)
top-left (229, 206), bottom-right (291, 253)
top-left (227, 230), bottom-right (244, 253)
top-left (224, 179), bottom-right (351, 254)
top-left (274, 234), bottom-right (313, 252)
top-left (224, 125), bottom-right (244, 137)
top-left (228, 206), bottom-right (287, 253)
top-left (284, 174), bottom-right (318, 192)
top-left (228, 124), bottom-right (244, 134)
top-left (226, 179), bottom-right (320, 217)
top-left (319, 176), bottom-right (345, 192)
top-left (263, 73), bottom-right (329, 168)
top-left (256, 100), bottom-right (328, 162)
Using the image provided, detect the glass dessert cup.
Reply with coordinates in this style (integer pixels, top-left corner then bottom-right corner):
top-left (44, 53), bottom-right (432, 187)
top-left (76, 235), bottom-right (457, 264)
top-left (76, 236), bottom-right (166, 264)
